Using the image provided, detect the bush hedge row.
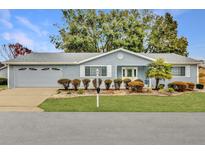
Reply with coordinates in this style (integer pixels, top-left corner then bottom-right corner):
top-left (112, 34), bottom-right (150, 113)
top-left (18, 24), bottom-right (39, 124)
top-left (57, 78), bottom-right (144, 90)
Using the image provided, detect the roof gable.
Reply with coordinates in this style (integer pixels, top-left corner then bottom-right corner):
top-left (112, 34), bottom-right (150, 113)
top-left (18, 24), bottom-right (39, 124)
top-left (78, 48), bottom-right (155, 64)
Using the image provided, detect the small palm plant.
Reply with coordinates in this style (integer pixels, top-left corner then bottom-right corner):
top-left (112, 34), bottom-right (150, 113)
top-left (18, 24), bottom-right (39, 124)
top-left (146, 58), bottom-right (172, 90)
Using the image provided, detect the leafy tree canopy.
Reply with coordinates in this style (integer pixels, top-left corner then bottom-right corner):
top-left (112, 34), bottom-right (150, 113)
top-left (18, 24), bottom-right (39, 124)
top-left (50, 10), bottom-right (188, 56)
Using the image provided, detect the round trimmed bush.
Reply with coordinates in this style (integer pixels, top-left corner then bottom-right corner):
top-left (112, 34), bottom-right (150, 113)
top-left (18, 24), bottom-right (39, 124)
top-left (82, 79), bottom-right (90, 90)
top-left (123, 78), bottom-right (131, 89)
top-left (158, 84), bottom-right (165, 90)
top-left (92, 78), bottom-right (102, 89)
top-left (196, 84), bottom-right (204, 89)
top-left (72, 79), bottom-right (81, 90)
top-left (134, 79), bottom-right (144, 83)
top-left (57, 79), bottom-right (71, 90)
top-left (114, 78), bottom-right (122, 90)
top-left (128, 81), bottom-right (144, 92)
top-left (169, 81), bottom-right (187, 92)
top-left (186, 82), bottom-right (195, 90)
top-left (104, 79), bottom-right (112, 90)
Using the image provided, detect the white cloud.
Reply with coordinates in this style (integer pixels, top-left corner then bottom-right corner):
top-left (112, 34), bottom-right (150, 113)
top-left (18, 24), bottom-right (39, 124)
top-left (15, 16), bottom-right (48, 37)
top-left (2, 31), bottom-right (34, 47)
top-left (0, 10), bottom-right (13, 29)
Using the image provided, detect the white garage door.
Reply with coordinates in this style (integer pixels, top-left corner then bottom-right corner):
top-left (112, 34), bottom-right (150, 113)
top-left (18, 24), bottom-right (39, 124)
top-left (14, 66), bottom-right (63, 88)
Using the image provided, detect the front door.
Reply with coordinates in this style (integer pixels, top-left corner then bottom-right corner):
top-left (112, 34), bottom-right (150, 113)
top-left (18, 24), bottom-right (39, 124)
top-left (122, 67), bottom-right (138, 80)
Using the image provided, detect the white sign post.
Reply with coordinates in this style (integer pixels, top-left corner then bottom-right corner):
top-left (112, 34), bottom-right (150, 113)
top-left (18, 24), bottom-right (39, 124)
top-left (96, 68), bottom-right (100, 108)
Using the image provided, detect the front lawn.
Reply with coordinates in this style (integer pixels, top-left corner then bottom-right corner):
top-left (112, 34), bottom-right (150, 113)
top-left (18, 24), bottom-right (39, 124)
top-left (40, 92), bottom-right (205, 112)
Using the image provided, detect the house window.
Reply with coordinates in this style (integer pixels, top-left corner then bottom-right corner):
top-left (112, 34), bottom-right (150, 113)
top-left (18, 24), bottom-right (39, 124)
top-left (85, 66), bottom-right (107, 76)
top-left (172, 66), bottom-right (185, 76)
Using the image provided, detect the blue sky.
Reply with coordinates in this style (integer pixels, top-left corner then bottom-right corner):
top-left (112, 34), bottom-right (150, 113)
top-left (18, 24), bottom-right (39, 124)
top-left (0, 9), bottom-right (205, 60)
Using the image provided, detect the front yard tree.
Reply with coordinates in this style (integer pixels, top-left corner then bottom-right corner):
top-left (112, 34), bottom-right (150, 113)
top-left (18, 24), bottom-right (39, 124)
top-left (147, 13), bottom-right (188, 56)
top-left (146, 58), bottom-right (172, 90)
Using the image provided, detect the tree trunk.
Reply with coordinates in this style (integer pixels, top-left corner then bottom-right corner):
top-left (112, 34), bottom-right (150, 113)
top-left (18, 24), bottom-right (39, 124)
top-left (155, 78), bottom-right (159, 90)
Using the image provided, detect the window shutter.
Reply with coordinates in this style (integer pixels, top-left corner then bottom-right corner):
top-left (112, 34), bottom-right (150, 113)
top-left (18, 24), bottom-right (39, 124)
top-left (80, 65), bottom-right (85, 77)
top-left (185, 65), bottom-right (191, 77)
top-left (107, 65), bottom-right (112, 77)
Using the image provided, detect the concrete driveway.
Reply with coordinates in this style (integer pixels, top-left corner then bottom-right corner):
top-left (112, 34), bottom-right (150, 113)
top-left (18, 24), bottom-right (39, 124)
top-left (0, 88), bottom-right (56, 112)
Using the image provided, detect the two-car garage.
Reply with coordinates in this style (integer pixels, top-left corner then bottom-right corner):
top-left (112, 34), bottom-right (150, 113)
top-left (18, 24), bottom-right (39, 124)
top-left (13, 66), bottom-right (63, 88)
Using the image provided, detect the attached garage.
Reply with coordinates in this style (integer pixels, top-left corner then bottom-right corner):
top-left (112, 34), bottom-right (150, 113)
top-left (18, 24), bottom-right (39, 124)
top-left (14, 66), bottom-right (63, 88)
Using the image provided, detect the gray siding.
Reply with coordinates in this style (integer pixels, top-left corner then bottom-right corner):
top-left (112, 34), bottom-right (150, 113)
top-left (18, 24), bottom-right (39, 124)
top-left (151, 64), bottom-right (198, 88)
top-left (82, 50), bottom-right (152, 78)
top-left (0, 68), bottom-right (7, 78)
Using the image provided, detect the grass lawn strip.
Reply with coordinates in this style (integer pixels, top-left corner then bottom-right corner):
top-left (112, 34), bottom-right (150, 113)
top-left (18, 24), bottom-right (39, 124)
top-left (40, 92), bottom-right (205, 112)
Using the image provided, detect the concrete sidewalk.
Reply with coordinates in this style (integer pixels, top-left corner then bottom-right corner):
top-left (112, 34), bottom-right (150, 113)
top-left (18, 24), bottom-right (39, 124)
top-left (0, 88), bottom-right (56, 112)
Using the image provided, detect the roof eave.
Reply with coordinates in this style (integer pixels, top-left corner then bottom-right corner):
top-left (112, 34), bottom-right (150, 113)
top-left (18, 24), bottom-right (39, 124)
top-left (3, 62), bottom-right (78, 65)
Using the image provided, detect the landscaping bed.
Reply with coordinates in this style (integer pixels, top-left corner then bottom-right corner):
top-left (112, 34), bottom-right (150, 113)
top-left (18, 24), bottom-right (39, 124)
top-left (51, 88), bottom-right (186, 98)
top-left (40, 92), bottom-right (205, 112)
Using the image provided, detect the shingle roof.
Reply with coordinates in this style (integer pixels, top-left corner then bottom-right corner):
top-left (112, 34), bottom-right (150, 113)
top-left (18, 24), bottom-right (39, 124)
top-left (5, 52), bottom-right (102, 63)
top-left (4, 49), bottom-right (201, 65)
top-left (140, 53), bottom-right (201, 64)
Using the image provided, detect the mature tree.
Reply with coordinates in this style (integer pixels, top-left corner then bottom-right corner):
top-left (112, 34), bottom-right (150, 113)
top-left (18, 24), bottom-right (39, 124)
top-left (146, 13), bottom-right (188, 56)
top-left (51, 10), bottom-right (188, 55)
top-left (50, 10), bottom-right (156, 53)
top-left (146, 58), bottom-right (172, 90)
top-left (0, 43), bottom-right (32, 60)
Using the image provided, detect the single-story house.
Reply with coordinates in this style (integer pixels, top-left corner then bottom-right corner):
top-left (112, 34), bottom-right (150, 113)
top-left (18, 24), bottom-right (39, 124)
top-left (0, 64), bottom-right (7, 78)
top-left (3, 48), bottom-right (202, 89)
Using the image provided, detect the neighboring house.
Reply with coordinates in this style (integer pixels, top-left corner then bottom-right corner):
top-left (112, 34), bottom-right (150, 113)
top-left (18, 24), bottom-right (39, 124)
top-left (0, 63), bottom-right (7, 78)
top-left (3, 48), bottom-right (202, 89)
top-left (199, 61), bottom-right (205, 86)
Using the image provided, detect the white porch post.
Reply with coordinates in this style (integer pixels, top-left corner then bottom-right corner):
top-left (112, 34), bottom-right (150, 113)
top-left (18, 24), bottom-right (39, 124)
top-left (149, 78), bottom-right (152, 88)
top-left (7, 64), bottom-right (10, 89)
top-left (96, 68), bottom-right (99, 108)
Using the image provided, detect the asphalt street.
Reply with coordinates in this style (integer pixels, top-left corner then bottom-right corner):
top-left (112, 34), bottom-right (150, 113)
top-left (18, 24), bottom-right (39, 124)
top-left (0, 112), bottom-right (205, 144)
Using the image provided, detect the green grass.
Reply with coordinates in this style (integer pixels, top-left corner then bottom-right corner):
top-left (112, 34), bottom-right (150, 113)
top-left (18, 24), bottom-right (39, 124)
top-left (40, 92), bottom-right (205, 112)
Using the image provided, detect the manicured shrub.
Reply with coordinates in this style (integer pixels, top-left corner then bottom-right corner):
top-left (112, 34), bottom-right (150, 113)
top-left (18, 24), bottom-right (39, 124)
top-left (72, 79), bottom-right (81, 90)
top-left (186, 82), bottom-right (195, 90)
top-left (134, 79), bottom-right (144, 83)
top-left (123, 78), bottom-right (131, 89)
top-left (92, 78), bottom-right (102, 89)
top-left (168, 81), bottom-right (187, 92)
top-left (128, 81), bottom-right (144, 92)
top-left (196, 84), bottom-right (204, 89)
top-left (104, 79), bottom-right (112, 90)
top-left (0, 77), bottom-right (7, 85)
top-left (82, 79), bottom-right (90, 90)
top-left (166, 87), bottom-right (175, 93)
top-left (77, 89), bottom-right (84, 94)
top-left (114, 78), bottom-right (122, 90)
top-left (158, 84), bottom-right (165, 90)
top-left (57, 79), bottom-right (71, 90)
